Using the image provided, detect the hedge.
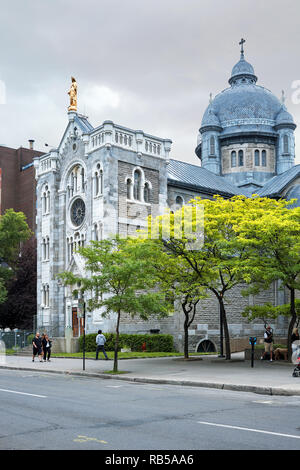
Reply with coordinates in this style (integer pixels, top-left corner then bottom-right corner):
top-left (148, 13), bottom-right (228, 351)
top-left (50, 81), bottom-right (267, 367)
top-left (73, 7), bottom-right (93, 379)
top-left (78, 333), bottom-right (174, 353)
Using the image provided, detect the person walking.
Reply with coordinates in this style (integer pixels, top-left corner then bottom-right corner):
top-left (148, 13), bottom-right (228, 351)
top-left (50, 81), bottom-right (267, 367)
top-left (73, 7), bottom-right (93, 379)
top-left (261, 325), bottom-right (274, 361)
top-left (42, 334), bottom-right (52, 362)
top-left (95, 330), bottom-right (108, 360)
top-left (32, 332), bottom-right (43, 362)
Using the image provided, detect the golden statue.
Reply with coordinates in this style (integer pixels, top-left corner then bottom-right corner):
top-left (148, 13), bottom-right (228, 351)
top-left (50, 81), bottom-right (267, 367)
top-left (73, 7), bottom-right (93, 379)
top-left (68, 76), bottom-right (77, 111)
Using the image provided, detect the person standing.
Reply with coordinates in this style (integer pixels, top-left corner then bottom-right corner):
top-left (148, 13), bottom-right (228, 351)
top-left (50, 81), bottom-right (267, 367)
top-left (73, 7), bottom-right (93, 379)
top-left (32, 332), bottom-right (43, 362)
top-left (42, 334), bottom-right (52, 362)
top-left (95, 330), bottom-right (108, 360)
top-left (261, 325), bottom-right (274, 361)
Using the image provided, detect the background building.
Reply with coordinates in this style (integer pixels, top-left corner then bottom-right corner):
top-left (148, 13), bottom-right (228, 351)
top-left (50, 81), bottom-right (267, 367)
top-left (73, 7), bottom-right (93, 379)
top-left (0, 141), bottom-right (43, 232)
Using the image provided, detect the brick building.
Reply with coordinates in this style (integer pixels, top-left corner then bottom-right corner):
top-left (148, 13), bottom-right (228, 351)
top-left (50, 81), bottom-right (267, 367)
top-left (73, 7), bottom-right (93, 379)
top-left (0, 142), bottom-right (43, 232)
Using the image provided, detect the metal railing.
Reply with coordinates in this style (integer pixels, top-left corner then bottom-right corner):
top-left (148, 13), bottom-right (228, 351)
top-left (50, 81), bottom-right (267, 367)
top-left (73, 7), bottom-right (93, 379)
top-left (0, 330), bottom-right (34, 350)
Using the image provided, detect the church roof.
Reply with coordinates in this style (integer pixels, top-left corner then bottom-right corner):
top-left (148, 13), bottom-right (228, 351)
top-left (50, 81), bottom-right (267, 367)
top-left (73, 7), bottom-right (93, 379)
top-left (167, 159), bottom-right (242, 197)
top-left (74, 114), bottom-right (94, 133)
top-left (256, 164), bottom-right (300, 197)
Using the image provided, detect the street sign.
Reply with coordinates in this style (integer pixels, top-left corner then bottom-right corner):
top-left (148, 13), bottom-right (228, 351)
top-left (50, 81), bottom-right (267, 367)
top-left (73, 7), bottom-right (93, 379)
top-left (77, 301), bottom-right (84, 318)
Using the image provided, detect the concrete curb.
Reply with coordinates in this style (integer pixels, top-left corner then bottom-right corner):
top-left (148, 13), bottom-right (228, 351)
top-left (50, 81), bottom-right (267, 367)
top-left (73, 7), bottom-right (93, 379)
top-left (1, 364), bottom-right (300, 397)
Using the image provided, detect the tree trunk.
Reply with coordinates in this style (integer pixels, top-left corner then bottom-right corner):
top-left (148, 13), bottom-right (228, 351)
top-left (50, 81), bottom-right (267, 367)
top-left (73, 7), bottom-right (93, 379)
top-left (220, 299), bottom-right (231, 360)
top-left (287, 288), bottom-right (296, 363)
top-left (113, 310), bottom-right (121, 372)
top-left (184, 316), bottom-right (189, 360)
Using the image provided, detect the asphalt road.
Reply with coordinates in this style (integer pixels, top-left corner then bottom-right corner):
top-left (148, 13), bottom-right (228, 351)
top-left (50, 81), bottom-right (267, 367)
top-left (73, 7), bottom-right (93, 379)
top-left (1, 369), bottom-right (300, 451)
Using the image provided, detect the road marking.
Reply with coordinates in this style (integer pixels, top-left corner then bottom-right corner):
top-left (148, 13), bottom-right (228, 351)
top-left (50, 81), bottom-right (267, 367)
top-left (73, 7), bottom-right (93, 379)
top-left (253, 400), bottom-right (274, 404)
top-left (197, 421), bottom-right (300, 440)
top-left (106, 385), bottom-right (123, 388)
top-left (0, 388), bottom-right (47, 398)
top-left (73, 435), bottom-right (107, 444)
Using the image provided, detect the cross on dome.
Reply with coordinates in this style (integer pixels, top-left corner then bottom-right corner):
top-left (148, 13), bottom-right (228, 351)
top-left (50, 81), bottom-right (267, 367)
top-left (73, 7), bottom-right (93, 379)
top-left (239, 38), bottom-right (246, 58)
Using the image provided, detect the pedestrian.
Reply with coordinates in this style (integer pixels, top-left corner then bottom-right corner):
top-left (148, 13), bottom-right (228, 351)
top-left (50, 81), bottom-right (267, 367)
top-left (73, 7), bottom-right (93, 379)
top-left (32, 332), bottom-right (43, 362)
top-left (260, 325), bottom-right (274, 361)
top-left (95, 330), bottom-right (109, 360)
top-left (291, 327), bottom-right (300, 354)
top-left (42, 334), bottom-right (52, 362)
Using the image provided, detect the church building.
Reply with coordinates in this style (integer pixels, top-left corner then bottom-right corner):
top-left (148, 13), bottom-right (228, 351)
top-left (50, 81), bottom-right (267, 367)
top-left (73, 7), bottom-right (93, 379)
top-left (33, 42), bottom-right (300, 351)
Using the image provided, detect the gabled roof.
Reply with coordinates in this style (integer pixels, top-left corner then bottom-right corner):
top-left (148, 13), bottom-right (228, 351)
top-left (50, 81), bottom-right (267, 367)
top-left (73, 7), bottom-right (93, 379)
top-left (256, 164), bottom-right (300, 197)
top-left (167, 159), bottom-right (243, 197)
top-left (74, 114), bottom-right (94, 133)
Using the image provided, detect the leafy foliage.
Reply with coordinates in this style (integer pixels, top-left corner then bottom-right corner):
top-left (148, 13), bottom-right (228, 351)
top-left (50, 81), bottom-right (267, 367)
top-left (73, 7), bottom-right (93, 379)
top-left (79, 333), bottom-right (174, 353)
top-left (59, 236), bottom-right (171, 371)
top-left (0, 239), bottom-right (37, 329)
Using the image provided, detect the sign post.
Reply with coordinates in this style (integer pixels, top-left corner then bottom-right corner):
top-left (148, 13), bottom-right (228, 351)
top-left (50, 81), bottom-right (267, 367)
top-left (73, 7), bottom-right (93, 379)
top-left (249, 336), bottom-right (257, 368)
top-left (77, 299), bottom-right (85, 371)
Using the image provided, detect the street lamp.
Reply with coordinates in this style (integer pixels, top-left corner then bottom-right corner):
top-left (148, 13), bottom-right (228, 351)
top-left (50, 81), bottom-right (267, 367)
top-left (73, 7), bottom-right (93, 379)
top-left (78, 291), bottom-right (86, 371)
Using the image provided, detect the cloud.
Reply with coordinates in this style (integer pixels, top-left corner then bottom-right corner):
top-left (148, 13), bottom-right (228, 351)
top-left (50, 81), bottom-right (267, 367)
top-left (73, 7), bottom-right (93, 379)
top-left (80, 84), bottom-right (120, 114)
top-left (0, 0), bottom-right (299, 165)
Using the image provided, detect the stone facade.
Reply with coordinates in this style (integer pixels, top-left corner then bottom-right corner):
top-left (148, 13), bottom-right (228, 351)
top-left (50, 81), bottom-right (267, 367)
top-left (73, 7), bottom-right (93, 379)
top-left (33, 47), bottom-right (300, 352)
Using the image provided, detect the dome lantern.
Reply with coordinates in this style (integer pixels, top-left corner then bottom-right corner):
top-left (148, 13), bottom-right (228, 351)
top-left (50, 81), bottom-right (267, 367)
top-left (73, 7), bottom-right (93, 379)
top-left (228, 38), bottom-right (257, 86)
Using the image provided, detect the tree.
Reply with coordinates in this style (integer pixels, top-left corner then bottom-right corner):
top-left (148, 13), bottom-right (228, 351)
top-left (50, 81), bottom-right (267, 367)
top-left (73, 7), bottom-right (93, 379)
top-left (148, 196), bottom-right (253, 360)
top-left (134, 238), bottom-right (207, 359)
top-left (59, 236), bottom-right (170, 372)
top-left (236, 196), bottom-right (300, 361)
top-left (0, 239), bottom-right (37, 330)
top-left (0, 209), bottom-right (32, 305)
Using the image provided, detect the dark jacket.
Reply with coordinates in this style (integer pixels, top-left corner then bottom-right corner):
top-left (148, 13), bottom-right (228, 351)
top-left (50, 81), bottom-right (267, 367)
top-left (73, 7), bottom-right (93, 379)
top-left (42, 338), bottom-right (52, 350)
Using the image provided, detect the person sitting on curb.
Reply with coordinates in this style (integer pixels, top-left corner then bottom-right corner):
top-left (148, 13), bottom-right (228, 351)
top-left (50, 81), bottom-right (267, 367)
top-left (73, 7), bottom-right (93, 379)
top-left (95, 330), bottom-right (109, 360)
top-left (260, 325), bottom-right (274, 362)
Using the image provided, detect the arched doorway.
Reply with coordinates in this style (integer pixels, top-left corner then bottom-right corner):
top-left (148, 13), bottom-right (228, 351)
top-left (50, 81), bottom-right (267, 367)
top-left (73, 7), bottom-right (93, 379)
top-left (197, 339), bottom-right (216, 353)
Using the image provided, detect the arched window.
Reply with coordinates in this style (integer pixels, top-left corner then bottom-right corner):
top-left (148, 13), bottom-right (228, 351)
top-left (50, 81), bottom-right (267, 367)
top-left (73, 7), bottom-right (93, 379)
top-left (127, 178), bottom-right (132, 199)
top-left (144, 182), bottom-right (150, 203)
top-left (94, 165), bottom-right (103, 197)
top-left (283, 134), bottom-right (289, 154)
top-left (42, 284), bottom-right (49, 307)
top-left (46, 236), bottom-right (49, 260)
top-left (133, 170), bottom-right (142, 200)
top-left (42, 192), bottom-right (47, 214)
top-left (262, 150), bottom-right (267, 167)
top-left (94, 172), bottom-right (99, 196)
top-left (254, 149), bottom-right (260, 166)
top-left (210, 136), bottom-right (215, 155)
top-left (238, 150), bottom-right (244, 166)
top-left (81, 168), bottom-right (85, 191)
top-left (42, 186), bottom-right (50, 214)
top-left (99, 169), bottom-right (103, 195)
top-left (231, 151), bottom-right (236, 168)
top-left (176, 196), bottom-right (184, 208)
top-left (42, 238), bottom-right (46, 260)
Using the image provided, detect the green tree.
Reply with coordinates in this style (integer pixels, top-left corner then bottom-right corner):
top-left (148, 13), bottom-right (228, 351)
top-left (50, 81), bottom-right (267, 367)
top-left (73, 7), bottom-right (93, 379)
top-left (236, 196), bottom-right (300, 361)
top-left (134, 238), bottom-right (207, 359)
top-left (0, 239), bottom-right (37, 329)
top-left (148, 196), bottom-right (253, 360)
top-left (59, 236), bottom-right (170, 372)
top-left (0, 209), bottom-right (32, 304)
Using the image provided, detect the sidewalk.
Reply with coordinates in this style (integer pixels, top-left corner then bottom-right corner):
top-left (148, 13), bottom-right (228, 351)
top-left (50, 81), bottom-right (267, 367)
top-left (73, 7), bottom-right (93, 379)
top-left (1, 353), bottom-right (300, 397)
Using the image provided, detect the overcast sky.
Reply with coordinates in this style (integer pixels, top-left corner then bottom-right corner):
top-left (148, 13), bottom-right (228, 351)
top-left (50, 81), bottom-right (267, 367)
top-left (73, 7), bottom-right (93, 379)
top-left (0, 0), bottom-right (300, 165)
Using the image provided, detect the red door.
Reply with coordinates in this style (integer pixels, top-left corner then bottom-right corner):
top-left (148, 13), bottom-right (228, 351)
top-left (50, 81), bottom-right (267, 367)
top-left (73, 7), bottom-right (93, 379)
top-left (72, 308), bottom-right (79, 337)
top-left (72, 308), bottom-right (84, 337)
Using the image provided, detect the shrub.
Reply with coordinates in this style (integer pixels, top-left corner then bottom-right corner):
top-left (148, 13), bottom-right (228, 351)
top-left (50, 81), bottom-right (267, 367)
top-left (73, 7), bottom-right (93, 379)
top-left (27, 334), bottom-right (35, 346)
top-left (79, 333), bottom-right (174, 353)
